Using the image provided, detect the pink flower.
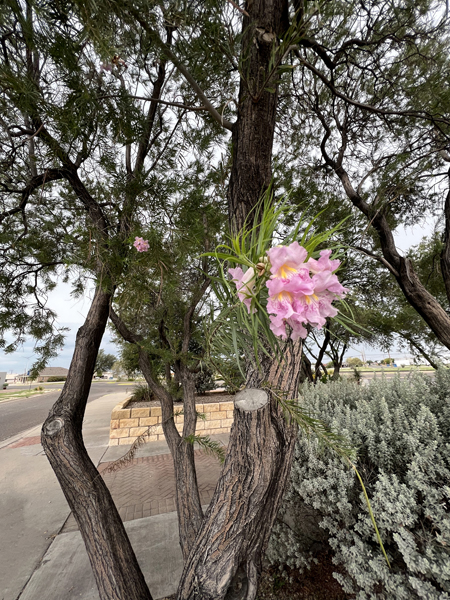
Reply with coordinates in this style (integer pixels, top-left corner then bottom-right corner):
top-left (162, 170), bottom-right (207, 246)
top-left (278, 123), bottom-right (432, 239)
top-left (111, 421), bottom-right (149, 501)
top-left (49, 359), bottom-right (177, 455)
top-left (228, 266), bottom-right (256, 313)
top-left (265, 243), bottom-right (348, 340)
top-left (267, 291), bottom-right (309, 340)
top-left (133, 236), bottom-right (149, 252)
top-left (306, 249), bottom-right (341, 274)
top-left (312, 270), bottom-right (348, 296)
top-left (267, 242), bottom-right (308, 280)
top-left (267, 268), bottom-right (315, 296)
top-left (227, 242), bottom-right (348, 340)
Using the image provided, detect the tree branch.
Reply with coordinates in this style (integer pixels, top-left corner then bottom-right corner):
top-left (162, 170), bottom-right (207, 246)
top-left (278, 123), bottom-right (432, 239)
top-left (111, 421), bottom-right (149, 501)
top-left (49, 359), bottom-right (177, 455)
top-left (403, 335), bottom-right (440, 370)
top-left (98, 93), bottom-right (207, 112)
top-left (109, 307), bottom-right (175, 403)
top-left (129, 10), bottom-right (234, 131)
top-left (296, 52), bottom-right (450, 127)
top-left (440, 170), bottom-right (450, 304)
top-left (182, 278), bottom-right (210, 354)
top-left (0, 169), bottom-right (65, 223)
top-left (352, 245), bottom-right (400, 278)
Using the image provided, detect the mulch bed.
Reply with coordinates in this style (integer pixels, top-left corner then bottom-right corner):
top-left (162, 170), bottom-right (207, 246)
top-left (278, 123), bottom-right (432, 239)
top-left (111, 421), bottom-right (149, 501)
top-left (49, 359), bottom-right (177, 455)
top-left (160, 552), bottom-right (350, 599)
top-left (256, 553), bottom-right (351, 600)
top-left (127, 392), bottom-right (235, 409)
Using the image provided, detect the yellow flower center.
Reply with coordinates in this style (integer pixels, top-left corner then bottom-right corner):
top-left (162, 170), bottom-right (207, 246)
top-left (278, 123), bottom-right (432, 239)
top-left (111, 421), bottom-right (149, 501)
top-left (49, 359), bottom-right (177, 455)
top-left (304, 294), bottom-right (319, 305)
top-left (279, 264), bottom-right (298, 279)
top-left (277, 291), bottom-right (293, 302)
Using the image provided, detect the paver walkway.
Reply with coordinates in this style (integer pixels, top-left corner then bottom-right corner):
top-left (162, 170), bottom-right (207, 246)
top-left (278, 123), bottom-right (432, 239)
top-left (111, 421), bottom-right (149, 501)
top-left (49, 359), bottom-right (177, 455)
top-left (62, 449), bottom-right (224, 532)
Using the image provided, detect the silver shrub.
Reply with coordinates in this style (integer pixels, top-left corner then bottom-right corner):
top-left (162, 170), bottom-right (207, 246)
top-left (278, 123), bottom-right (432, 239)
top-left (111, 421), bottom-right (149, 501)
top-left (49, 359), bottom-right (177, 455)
top-left (267, 371), bottom-right (450, 599)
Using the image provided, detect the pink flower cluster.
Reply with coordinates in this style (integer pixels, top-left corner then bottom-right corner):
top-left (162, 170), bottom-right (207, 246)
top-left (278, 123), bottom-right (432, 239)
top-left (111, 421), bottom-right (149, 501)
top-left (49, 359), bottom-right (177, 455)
top-left (133, 236), bottom-right (149, 252)
top-left (229, 242), bottom-right (347, 340)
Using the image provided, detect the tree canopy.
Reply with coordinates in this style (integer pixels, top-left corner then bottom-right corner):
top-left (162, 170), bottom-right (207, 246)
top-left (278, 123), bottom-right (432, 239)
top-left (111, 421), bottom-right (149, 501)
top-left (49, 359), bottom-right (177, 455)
top-left (2, 0), bottom-right (450, 598)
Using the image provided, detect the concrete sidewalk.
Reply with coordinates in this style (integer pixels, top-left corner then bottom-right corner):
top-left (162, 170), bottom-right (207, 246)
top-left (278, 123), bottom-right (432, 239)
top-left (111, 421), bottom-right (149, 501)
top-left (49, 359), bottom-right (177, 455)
top-left (0, 392), bottom-right (227, 600)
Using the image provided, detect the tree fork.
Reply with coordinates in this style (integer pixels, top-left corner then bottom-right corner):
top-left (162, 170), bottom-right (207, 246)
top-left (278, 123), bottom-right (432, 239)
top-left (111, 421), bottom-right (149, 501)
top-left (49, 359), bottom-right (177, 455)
top-left (41, 288), bottom-right (152, 600)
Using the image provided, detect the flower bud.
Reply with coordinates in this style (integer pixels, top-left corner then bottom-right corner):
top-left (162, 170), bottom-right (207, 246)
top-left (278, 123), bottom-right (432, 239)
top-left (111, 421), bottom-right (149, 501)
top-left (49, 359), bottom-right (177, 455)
top-left (256, 262), bottom-right (266, 276)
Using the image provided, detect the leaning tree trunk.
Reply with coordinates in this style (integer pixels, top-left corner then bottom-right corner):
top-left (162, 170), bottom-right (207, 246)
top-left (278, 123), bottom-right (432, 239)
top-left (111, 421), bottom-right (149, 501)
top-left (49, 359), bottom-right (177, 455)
top-left (41, 288), bottom-right (152, 600)
top-left (177, 340), bottom-right (302, 600)
top-left (140, 353), bottom-right (204, 560)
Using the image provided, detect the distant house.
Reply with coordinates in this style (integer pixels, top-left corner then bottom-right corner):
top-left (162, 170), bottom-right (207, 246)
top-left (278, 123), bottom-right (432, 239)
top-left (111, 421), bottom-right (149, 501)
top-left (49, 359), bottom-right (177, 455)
top-left (36, 367), bottom-right (69, 382)
top-left (5, 373), bottom-right (19, 382)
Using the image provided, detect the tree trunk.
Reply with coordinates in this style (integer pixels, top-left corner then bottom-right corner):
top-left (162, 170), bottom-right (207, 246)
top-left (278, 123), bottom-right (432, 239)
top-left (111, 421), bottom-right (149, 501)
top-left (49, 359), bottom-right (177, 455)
top-left (41, 288), bottom-right (152, 600)
top-left (109, 307), bottom-right (204, 560)
top-left (176, 1), bottom-right (300, 597)
top-left (177, 340), bottom-right (302, 600)
top-left (440, 177), bottom-right (450, 306)
top-left (227, 0), bottom-right (289, 233)
top-left (300, 350), bottom-right (314, 383)
top-left (140, 354), bottom-right (204, 560)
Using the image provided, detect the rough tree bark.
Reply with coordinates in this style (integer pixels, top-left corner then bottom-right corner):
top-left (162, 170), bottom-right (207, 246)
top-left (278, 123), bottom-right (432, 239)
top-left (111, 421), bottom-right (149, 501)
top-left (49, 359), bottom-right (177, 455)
top-left (41, 288), bottom-right (152, 600)
top-left (227, 0), bottom-right (289, 232)
top-left (177, 341), bottom-right (303, 600)
top-left (440, 173), bottom-right (450, 306)
top-left (109, 307), bottom-right (204, 561)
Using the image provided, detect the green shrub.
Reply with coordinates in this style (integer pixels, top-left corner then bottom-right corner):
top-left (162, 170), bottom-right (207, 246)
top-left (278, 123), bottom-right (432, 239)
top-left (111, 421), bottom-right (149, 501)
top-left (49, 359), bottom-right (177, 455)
top-left (220, 361), bottom-right (245, 393)
top-left (194, 365), bottom-right (216, 395)
top-left (47, 376), bottom-right (67, 382)
top-left (130, 383), bottom-right (152, 403)
top-left (267, 372), bottom-right (450, 599)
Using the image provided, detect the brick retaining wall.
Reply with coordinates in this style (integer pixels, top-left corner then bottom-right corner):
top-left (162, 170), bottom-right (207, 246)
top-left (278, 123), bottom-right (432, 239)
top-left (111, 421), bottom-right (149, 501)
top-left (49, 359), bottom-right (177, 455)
top-left (109, 398), bottom-right (235, 446)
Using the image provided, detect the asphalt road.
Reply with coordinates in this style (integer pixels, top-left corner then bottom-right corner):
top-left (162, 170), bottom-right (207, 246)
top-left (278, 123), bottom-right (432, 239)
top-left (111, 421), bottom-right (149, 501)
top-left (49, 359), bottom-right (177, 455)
top-left (0, 381), bottom-right (136, 443)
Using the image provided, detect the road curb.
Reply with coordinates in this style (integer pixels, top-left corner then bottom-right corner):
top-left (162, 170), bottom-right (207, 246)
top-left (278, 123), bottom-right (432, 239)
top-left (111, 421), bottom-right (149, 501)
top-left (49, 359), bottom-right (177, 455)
top-left (0, 422), bottom-right (43, 450)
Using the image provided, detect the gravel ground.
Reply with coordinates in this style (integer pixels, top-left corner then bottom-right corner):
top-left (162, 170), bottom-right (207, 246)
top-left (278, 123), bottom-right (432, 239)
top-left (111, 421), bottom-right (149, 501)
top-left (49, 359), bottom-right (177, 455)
top-left (127, 392), bottom-right (235, 409)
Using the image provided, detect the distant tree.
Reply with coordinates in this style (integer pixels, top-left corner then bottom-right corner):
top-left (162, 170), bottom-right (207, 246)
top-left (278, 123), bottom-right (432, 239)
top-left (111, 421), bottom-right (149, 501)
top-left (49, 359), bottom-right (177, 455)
top-left (94, 350), bottom-right (116, 377)
top-left (347, 357), bottom-right (363, 367)
top-left (111, 361), bottom-right (124, 380)
top-left (381, 358), bottom-right (394, 366)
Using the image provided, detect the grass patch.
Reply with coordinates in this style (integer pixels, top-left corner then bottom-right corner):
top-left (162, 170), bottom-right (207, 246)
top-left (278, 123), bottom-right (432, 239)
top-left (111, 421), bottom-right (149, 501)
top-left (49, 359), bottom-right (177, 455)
top-left (0, 389), bottom-right (52, 402)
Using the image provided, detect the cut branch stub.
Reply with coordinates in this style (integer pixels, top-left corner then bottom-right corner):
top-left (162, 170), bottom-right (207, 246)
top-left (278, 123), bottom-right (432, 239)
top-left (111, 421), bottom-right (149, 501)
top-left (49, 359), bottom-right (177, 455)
top-left (234, 388), bottom-right (268, 411)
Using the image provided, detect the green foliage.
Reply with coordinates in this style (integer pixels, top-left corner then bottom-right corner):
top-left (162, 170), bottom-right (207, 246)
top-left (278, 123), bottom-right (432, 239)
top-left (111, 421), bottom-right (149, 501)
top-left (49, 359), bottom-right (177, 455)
top-left (129, 383), bottom-right (152, 403)
top-left (194, 365), bottom-right (216, 395)
top-left (218, 360), bottom-right (245, 394)
top-left (94, 349), bottom-right (116, 376)
top-left (119, 344), bottom-right (141, 379)
top-left (47, 376), bottom-right (67, 382)
top-left (268, 372), bottom-right (450, 599)
top-left (183, 434), bottom-right (226, 464)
